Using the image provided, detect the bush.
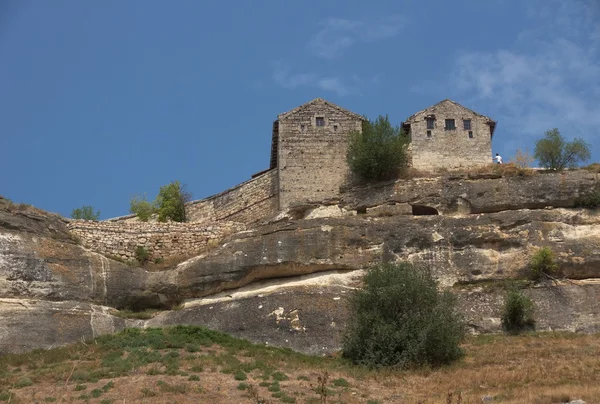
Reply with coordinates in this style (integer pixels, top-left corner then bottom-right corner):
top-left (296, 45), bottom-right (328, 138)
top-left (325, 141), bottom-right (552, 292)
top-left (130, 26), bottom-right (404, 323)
top-left (534, 128), bottom-right (591, 170)
top-left (529, 247), bottom-right (558, 280)
top-left (129, 181), bottom-right (191, 222)
top-left (130, 194), bottom-right (154, 222)
top-left (501, 288), bottom-right (535, 333)
top-left (347, 115), bottom-right (409, 181)
top-left (155, 181), bottom-right (191, 223)
top-left (342, 262), bottom-right (465, 368)
top-left (71, 205), bottom-right (100, 221)
top-left (573, 192), bottom-right (600, 209)
top-left (135, 246), bottom-right (150, 265)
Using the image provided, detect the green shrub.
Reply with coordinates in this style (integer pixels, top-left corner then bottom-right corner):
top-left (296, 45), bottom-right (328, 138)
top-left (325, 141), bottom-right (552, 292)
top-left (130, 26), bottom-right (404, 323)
top-left (342, 262), bottom-right (465, 368)
top-left (573, 192), bottom-right (600, 209)
top-left (534, 128), bottom-right (591, 170)
top-left (347, 115), bottom-right (409, 181)
top-left (71, 205), bottom-right (100, 221)
top-left (501, 288), bottom-right (535, 333)
top-left (155, 181), bottom-right (191, 222)
top-left (129, 194), bottom-right (154, 222)
top-left (14, 377), bottom-right (33, 388)
top-left (129, 181), bottom-right (191, 222)
top-left (135, 246), bottom-right (150, 265)
top-left (529, 247), bottom-right (558, 280)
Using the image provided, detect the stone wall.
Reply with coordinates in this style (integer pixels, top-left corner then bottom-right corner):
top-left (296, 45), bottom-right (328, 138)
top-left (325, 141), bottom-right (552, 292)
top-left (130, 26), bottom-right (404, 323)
top-left (404, 100), bottom-right (494, 170)
top-left (277, 99), bottom-right (363, 209)
top-left (67, 220), bottom-right (246, 262)
top-left (186, 169), bottom-right (278, 224)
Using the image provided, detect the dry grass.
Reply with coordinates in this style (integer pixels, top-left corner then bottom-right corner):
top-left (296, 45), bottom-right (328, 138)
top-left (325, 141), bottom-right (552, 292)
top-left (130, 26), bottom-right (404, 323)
top-left (0, 328), bottom-right (598, 403)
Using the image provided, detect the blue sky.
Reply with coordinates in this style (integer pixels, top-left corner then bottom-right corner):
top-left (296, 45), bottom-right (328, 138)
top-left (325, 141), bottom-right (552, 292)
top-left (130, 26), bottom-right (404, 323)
top-left (1, 0), bottom-right (599, 219)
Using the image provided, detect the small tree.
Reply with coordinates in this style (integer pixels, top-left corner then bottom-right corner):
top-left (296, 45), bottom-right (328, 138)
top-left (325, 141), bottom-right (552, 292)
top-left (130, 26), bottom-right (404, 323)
top-left (130, 194), bottom-right (154, 222)
top-left (71, 205), bottom-right (100, 221)
top-left (501, 288), bottom-right (535, 333)
top-left (342, 262), bottom-right (465, 368)
top-left (513, 148), bottom-right (535, 169)
top-left (155, 181), bottom-right (191, 222)
top-left (533, 128), bottom-right (591, 170)
top-left (528, 247), bottom-right (558, 281)
top-left (129, 182), bottom-right (191, 223)
top-left (347, 115), bottom-right (409, 181)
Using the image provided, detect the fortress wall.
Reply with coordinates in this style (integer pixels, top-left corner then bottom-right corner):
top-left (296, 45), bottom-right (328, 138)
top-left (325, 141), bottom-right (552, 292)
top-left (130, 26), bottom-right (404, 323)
top-left (181, 169), bottom-right (278, 224)
top-left (67, 220), bottom-right (245, 262)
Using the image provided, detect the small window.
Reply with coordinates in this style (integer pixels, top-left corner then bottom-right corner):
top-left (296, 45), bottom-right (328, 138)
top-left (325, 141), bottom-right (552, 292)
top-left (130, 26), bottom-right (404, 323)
top-left (426, 118), bottom-right (435, 129)
top-left (445, 119), bottom-right (456, 130)
top-left (468, 131), bottom-right (473, 138)
top-left (300, 124), bottom-right (306, 132)
top-left (426, 130), bottom-right (432, 138)
top-left (333, 124), bottom-right (338, 131)
top-left (463, 119), bottom-right (471, 130)
top-left (316, 117), bottom-right (325, 127)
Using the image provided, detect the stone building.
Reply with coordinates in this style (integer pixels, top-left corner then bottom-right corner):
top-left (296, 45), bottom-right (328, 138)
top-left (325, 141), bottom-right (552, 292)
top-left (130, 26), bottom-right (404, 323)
top-left (401, 99), bottom-right (497, 170)
top-left (271, 98), bottom-right (364, 209)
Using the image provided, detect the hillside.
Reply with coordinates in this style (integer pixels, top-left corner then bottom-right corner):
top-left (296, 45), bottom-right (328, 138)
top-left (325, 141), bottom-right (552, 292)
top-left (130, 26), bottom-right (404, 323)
top-left (1, 169), bottom-right (600, 357)
top-left (0, 325), bottom-right (597, 403)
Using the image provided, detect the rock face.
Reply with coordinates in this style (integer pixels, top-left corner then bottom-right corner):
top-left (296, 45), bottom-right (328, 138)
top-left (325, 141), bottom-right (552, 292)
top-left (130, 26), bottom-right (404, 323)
top-left (1, 171), bottom-right (600, 355)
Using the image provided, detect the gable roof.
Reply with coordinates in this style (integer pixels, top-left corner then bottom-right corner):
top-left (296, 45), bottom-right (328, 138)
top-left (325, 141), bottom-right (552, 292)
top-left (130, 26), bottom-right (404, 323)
top-left (403, 99), bottom-right (497, 137)
top-left (277, 98), bottom-right (365, 121)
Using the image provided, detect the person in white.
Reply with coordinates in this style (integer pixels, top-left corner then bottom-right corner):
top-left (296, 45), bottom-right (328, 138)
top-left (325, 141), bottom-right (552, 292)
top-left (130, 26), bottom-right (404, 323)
top-left (494, 153), bottom-right (503, 164)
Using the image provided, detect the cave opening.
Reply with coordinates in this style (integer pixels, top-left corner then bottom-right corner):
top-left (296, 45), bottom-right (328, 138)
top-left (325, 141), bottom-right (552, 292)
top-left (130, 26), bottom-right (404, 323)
top-left (411, 205), bottom-right (439, 216)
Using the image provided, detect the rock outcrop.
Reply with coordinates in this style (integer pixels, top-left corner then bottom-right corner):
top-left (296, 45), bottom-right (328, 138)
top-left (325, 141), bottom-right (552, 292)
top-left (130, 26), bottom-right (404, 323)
top-left (1, 170), bottom-right (600, 355)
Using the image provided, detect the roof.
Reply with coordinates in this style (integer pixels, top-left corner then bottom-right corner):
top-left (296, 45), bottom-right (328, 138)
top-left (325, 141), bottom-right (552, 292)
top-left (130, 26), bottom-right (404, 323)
top-left (277, 98), bottom-right (365, 121)
top-left (402, 99), bottom-right (497, 137)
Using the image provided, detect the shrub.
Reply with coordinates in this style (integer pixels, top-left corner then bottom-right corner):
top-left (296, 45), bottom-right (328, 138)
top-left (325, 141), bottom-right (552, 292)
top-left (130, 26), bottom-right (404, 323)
top-left (129, 181), bottom-right (191, 222)
top-left (347, 115), bottom-right (409, 181)
top-left (573, 192), bottom-right (600, 209)
top-left (71, 205), bottom-right (100, 221)
top-left (135, 246), bottom-right (150, 265)
top-left (534, 128), bottom-right (591, 170)
top-left (501, 288), bottom-right (535, 333)
top-left (155, 181), bottom-right (191, 223)
top-left (512, 148), bottom-right (535, 169)
top-left (342, 262), bottom-right (465, 368)
top-left (529, 247), bottom-right (558, 280)
top-left (129, 194), bottom-right (154, 222)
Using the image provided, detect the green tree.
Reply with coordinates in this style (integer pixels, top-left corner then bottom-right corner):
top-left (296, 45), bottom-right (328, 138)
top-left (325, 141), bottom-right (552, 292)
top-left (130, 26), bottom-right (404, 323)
top-left (342, 262), bottom-right (465, 368)
top-left (129, 194), bottom-right (154, 222)
top-left (347, 115), bottom-right (409, 181)
top-left (71, 205), bottom-right (100, 221)
top-left (501, 288), bottom-right (535, 333)
top-left (155, 181), bottom-right (191, 222)
top-left (129, 181), bottom-right (191, 223)
top-left (533, 128), bottom-right (591, 170)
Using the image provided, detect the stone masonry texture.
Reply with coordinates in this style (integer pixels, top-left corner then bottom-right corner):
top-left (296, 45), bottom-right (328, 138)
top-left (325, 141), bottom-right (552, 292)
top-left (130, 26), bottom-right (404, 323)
top-left (403, 99), bottom-right (495, 171)
top-left (67, 220), bottom-right (245, 261)
top-left (277, 98), bottom-right (363, 209)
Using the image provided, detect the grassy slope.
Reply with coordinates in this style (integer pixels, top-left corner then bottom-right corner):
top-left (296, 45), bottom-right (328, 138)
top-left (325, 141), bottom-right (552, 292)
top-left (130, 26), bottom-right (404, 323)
top-left (0, 326), bottom-right (599, 404)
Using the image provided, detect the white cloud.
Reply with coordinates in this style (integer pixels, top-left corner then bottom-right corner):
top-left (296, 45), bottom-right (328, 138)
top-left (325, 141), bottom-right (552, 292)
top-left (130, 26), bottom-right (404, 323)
top-left (443, 0), bottom-right (600, 141)
top-left (308, 15), bottom-right (406, 59)
top-left (272, 62), bottom-right (377, 96)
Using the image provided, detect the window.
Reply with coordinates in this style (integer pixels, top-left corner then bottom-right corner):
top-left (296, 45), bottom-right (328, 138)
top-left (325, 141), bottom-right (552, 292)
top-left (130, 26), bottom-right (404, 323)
top-left (333, 124), bottom-right (338, 131)
top-left (316, 117), bottom-right (325, 127)
top-left (426, 118), bottom-right (435, 129)
top-left (445, 119), bottom-right (456, 130)
top-left (463, 119), bottom-right (471, 130)
top-left (427, 130), bottom-right (432, 138)
top-left (300, 124), bottom-right (306, 132)
top-left (468, 131), bottom-right (473, 138)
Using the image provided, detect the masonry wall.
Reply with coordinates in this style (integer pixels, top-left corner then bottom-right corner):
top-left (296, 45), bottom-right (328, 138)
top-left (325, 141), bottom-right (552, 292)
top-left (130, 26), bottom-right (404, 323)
top-left (185, 169), bottom-right (278, 224)
top-left (407, 102), bottom-right (493, 170)
top-left (68, 220), bottom-right (245, 262)
top-left (278, 101), bottom-right (362, 209)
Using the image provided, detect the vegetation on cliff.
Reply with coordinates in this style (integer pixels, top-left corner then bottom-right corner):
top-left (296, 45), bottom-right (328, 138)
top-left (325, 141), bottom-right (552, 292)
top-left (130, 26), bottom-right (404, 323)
top-left (347, 115), bottom-right (409, 181)
top-left (130, 180), bottom-right (191, 222)
top-left (534, 128), bottom-right (591, 170)
top-left (342, 263), bottom-right (465, 368)
top-left (70, 205), bottom-right (100, 221)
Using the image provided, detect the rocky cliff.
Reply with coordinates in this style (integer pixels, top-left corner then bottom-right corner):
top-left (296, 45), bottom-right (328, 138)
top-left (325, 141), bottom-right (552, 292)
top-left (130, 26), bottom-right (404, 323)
top-left (1, 170), bottom-right (599, 355)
